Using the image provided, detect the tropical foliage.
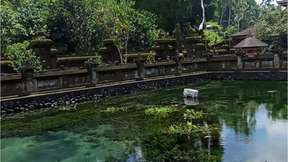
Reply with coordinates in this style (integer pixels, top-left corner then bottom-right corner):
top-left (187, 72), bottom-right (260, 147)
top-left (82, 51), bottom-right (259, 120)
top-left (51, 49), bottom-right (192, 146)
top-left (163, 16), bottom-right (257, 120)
top-left (256, 5), bottom-right (288, 40)
top-left (204, 21), bottom-right (224, 46)
top-left (135, 0), bottom-right (216, 32)
top-left (1, 0), bottom-right (160, 55)
top-left (1, 0), bottom-right (287, 69)
top-left (5, 41), bottom-right (42, 72)
top-left (135, 0), bottom-right (262, 32)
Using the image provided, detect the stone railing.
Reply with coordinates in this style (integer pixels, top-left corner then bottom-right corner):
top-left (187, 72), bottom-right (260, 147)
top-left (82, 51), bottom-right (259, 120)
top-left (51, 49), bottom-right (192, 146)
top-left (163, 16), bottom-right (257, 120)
top-left (1, 53), bottom-right (287, 97)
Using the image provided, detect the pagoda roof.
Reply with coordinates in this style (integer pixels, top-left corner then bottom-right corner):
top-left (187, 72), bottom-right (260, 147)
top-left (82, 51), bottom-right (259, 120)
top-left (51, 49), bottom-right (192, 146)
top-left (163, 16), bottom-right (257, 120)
top-left (234, 37), bottom-right (268, 48)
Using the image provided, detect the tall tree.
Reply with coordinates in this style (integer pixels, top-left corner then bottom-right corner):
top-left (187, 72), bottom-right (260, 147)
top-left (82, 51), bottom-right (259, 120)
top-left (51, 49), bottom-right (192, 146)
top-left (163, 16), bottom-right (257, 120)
top-left (256, 5), bottom-right (288, 40)
top-left (135, 0), bottom-right (215, 32)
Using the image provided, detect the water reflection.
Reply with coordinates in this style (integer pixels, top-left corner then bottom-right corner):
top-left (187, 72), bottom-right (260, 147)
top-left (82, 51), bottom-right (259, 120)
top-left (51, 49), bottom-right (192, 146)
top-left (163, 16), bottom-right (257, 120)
top-left (222, 103), bottom-right (288, 162)
top-left (126, 146), bottom-right (145, 162)
top-left (219, 100), bottom-right (257, 136)
top-left (1, 81), bottom-right (287, 162)
top-left (195, 81), bottom-right (287, 161)
top-left (184, 97), bottom-right (199, 106)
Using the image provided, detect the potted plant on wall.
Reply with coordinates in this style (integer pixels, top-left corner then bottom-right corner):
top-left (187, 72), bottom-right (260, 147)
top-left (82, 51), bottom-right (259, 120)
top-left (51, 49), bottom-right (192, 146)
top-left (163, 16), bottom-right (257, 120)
top-left (6, 41), bottom-right (42, 73)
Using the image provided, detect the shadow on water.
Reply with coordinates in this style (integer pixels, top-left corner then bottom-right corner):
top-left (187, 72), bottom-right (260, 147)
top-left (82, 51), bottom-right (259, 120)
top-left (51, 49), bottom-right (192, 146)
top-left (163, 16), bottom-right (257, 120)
top-left (1, 81), bottom-right (287, 162)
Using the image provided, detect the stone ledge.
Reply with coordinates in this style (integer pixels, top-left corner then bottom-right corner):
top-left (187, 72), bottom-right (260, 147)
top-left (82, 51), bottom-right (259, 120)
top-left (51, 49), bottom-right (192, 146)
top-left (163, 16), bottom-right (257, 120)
top-left (0, 71), bottom-right (286, 116)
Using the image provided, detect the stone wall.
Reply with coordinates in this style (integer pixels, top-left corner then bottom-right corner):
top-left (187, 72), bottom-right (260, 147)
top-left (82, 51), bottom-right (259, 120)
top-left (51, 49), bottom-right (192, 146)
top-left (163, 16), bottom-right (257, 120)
top-left (1, 54), bottom-right (287, 97)
top-left (1, 71), bottom-right (286, 115)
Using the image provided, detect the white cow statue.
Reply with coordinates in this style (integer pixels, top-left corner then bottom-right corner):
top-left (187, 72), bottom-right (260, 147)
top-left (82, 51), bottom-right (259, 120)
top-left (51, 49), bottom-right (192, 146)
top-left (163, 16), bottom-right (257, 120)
top-left (183, 88), bottom-right (199, 98)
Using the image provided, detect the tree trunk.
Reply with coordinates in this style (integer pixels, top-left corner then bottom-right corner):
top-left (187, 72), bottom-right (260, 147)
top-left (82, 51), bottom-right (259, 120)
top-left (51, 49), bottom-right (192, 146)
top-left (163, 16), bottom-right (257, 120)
top-left (219, 0), bottom-right (224, 25)
top-left (219, 7), bottom-right (224, 25)
top-left (228, 6), bottom-right (231, 26)
top-left (124, 36), bottom-right (129, 63)
top-left (238, 20), bottom-right (240, 32)
top-left (199, 0), bottom-right (205, 30)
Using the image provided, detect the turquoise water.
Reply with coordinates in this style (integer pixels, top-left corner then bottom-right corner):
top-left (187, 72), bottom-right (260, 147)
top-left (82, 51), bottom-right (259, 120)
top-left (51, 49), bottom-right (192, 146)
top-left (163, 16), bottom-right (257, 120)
top-left (1, 81), bottom-right (287, 162)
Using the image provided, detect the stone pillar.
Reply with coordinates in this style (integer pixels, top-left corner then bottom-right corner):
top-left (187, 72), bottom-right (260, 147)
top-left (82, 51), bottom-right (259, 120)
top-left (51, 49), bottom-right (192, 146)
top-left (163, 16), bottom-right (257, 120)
top-left (255, 60), bottom-right (261, 69)
top-left (59, 76), bottom-right (64, 89)
top-left (222, 62), bottom-right (226, 69)
top-left (273, 53), bottom-right (280, 69)
top-left (20, 65), bottom-right (35, 96)
top-left (50, 48), bottom-right (58, 69)
top-left (86, 61), bottom-right (98, 86)
top-left (159, 65), bottom-right (165, 75)
top-left (31, 37), bottom-right (56, 69)
top-left (237, 55), bottom-right (243, 70)
top-left (136, 56), bottom-right (146, 81)
top-left (174, 53), bottom-right (184, 76)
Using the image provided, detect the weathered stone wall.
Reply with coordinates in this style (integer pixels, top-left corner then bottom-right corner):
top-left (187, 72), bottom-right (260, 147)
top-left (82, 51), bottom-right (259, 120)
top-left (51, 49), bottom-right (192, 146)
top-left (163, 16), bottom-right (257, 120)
top-left (1, 74), bottom-right (23, 97)
top-left (1, 54), bottom-right (287, 97)
top-left (97, 64), bottom-right (138, 83)
top-left (1, 71), bottom-right (286, 115)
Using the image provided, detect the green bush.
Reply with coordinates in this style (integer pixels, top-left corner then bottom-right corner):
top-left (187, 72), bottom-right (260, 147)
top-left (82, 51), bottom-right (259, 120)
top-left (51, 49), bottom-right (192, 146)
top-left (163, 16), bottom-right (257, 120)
top-left (204, 30), bottom-right (224, 47)
top-left (6, 41), bottom-right (42, 72)
top-left (224, 25), bottom-right (237, 37)
top-left (0, 2), bottom-right (27, 54)
top-left (204, 21), bottom-right (224, 47)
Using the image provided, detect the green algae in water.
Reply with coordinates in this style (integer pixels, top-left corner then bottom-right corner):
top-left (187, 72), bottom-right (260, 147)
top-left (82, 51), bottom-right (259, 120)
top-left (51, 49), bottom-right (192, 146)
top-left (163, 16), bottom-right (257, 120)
top-left (144, 106), bottom-right (178, 118)
top-left (1, 125), bottom-right (134, 162)
top-left (1, 81), bottom-right (287, 162)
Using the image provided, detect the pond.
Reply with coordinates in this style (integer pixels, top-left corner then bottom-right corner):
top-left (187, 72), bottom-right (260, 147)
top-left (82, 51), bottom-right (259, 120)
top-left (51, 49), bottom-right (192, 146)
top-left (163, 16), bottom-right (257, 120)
top-left (1, 81), bottom-right (287, 162)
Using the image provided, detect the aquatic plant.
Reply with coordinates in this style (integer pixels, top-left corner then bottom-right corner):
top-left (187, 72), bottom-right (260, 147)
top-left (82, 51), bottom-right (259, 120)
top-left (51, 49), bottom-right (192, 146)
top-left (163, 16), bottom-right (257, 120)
top-left (102, 107), bottom-right (128, 113)
top-left (168, 122), bottom-right (206, 137)
top-left (144, 106), bottom-right (177, 118)
top-left (184, 109), bottom-right (204, 121)
top-left (142, 132), bottom-right (222, 162)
